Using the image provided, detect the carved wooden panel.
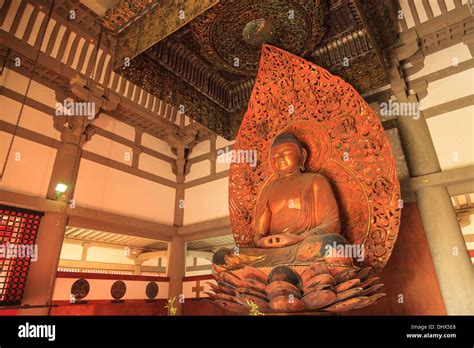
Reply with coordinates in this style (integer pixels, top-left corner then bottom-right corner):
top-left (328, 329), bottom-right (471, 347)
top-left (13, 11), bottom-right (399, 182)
top-left (229, 45), bottom-right (401, 270)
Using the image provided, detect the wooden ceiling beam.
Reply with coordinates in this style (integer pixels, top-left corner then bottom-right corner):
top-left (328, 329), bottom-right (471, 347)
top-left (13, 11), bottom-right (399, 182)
top-left (401, 165), bottom-right (474, 194)
top-left (104, 0), bottom-right (219, 69)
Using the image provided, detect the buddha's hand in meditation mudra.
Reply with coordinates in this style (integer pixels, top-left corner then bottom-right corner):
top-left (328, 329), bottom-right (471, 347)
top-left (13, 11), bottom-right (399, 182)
top-left (213, 133), bottom-right (351, 271)
top-left (256, 233), bottom-right (306, 248)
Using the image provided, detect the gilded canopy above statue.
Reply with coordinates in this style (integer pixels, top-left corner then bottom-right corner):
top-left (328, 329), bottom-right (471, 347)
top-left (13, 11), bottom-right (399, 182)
top-left (229, 44), bottom-right (401, 271)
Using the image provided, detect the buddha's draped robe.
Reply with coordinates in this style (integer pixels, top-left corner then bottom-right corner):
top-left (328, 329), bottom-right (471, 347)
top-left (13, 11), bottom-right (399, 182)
top-left (241, 173), bottom-right (345, 267)
top-left (256, 173), bottom-right (341, 236)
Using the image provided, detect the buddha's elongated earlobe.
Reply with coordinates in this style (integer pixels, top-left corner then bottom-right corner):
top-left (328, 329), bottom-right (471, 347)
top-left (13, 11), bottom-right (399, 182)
top-left (300, 148), bottom-right (307, 172)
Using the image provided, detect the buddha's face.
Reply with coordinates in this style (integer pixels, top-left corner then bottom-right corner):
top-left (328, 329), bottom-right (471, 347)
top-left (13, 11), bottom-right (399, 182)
top-left (271, 142), bottom-right (305, 177)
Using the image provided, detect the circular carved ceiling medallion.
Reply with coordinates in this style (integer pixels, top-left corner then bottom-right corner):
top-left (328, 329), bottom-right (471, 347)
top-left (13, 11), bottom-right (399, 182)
top-left (71, 279), bottom-right (90, 300)
top-left (146, 281), bottom-right (159, 299)
top-left (191, 0), bottom-right (327, 76)
top-left (242, 19), bottom-right (276, 47)
top-left (111, 280), bottom-right (127, 300)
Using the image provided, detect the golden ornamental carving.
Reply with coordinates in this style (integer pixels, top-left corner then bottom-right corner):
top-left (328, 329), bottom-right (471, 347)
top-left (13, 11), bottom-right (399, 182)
top-left (228, 44), bottom-right (401, 271)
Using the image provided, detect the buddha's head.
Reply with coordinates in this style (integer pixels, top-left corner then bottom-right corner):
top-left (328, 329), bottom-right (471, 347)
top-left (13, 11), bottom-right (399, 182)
top-left (270, 133), bottom-right (307, 177)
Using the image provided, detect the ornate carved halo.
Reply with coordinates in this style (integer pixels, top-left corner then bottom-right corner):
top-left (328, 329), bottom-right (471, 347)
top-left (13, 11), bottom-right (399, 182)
top-left (229, 44), bottom-right (401, 270)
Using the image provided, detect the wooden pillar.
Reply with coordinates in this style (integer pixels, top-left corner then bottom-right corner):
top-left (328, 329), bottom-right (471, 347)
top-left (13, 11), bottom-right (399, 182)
top-left (47, 82), bottom-right (119, 201)
top-left (397, 109), bottom-right (474, 314)
top-left (21, 88), bottom-right (103, 314)
top-left (396, 103), bottom-right (440, 176)
top-left (18, 212), bottom-right (68, 315)
top-left (166, 123), bottom-right (198, 315)
top-left (416, 186), bottom-right (474, 314)
top-left (46, 113), bottom-right (95, 201)
top-left (133, 261), bottom-right (142, 275)
top-left (167, 235), bottom-right (185, 315)
top-left (210, 135), bottom-right (217, 174)
top-left (81, 242), bottom-right (90, 261)
top-left (46, 141), bottom-right (83, 201)
top-left (174, 144), bottom-right (186, 227)
top-left (132, 127), bottom-right (143, 169)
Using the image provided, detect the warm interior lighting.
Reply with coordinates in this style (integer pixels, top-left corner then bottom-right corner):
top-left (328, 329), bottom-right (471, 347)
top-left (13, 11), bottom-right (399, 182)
top-left (55, 183), bottom-right (68, 193)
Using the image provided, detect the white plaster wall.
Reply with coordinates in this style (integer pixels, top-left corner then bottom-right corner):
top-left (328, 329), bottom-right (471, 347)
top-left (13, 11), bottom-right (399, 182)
top-left (188, 140), bottom-right (210, 159)
top-left (87, 246), bottom-right (136, 264)
top-left (185, 256), bottom-right (212, 276)
top-left (0, 69), bottom-right (58, 113)
top-left (407, 43), bottom-right (472, 81)
top-left (92, 113), bottom-right (135, 141)
top-left (216, 136), bottom-right (234, 149)
top-left (196, 257), bottom-right (212, 266)
top-left (216, 146), bottom-right (233, 173)
top-left (84, 246), bottom-right (159, 266)
top-left (59, 243), bottom-right (162, 267)
top-left (74, 159), bottom-right (175, 224)
top-left (0, 133), bottom-right (56, 198)
top-left (138, 153), bottom-right (176, 182)
top-left (82, 134), bottom-right (133, 165)
top-left (53, 278), bottom-right (169, 300)
top-left (0, 69), bottom-right (60, 140)
top-left (160, 256), bottom-right (168, 268)
top-left (142, 258), bottom-right (160, 267)
top-left (216, 139), bottom-right (234, 172)
top-left (183, 178), bottom-right (229, 225)
top-left (419, 69), bottom-right (474, 110)
top-left (59, 243), bottom-right (83, 261)
top-left (427, 105), bottom-right (474, 170)
top-left (0, 98), bottom-right (60, 140)
top-left (141, 133), bottom-right (176, 158)
top-left (185, 160), bottom-right (210, 182)
top-left (185, 256), bottom-right (211, 267)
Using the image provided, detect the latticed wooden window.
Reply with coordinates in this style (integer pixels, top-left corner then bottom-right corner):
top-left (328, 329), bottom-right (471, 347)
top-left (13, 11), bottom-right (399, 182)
top-left (0, 205), bottom-right (43, 306)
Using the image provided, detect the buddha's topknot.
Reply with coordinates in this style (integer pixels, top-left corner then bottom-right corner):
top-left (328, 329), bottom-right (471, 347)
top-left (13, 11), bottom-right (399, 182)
top-left (271, 133), bottom-right (303, 148)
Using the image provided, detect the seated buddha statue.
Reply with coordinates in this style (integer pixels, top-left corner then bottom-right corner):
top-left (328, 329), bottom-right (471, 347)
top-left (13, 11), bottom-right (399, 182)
top-left (213, 133), bottom-right (351, 270)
